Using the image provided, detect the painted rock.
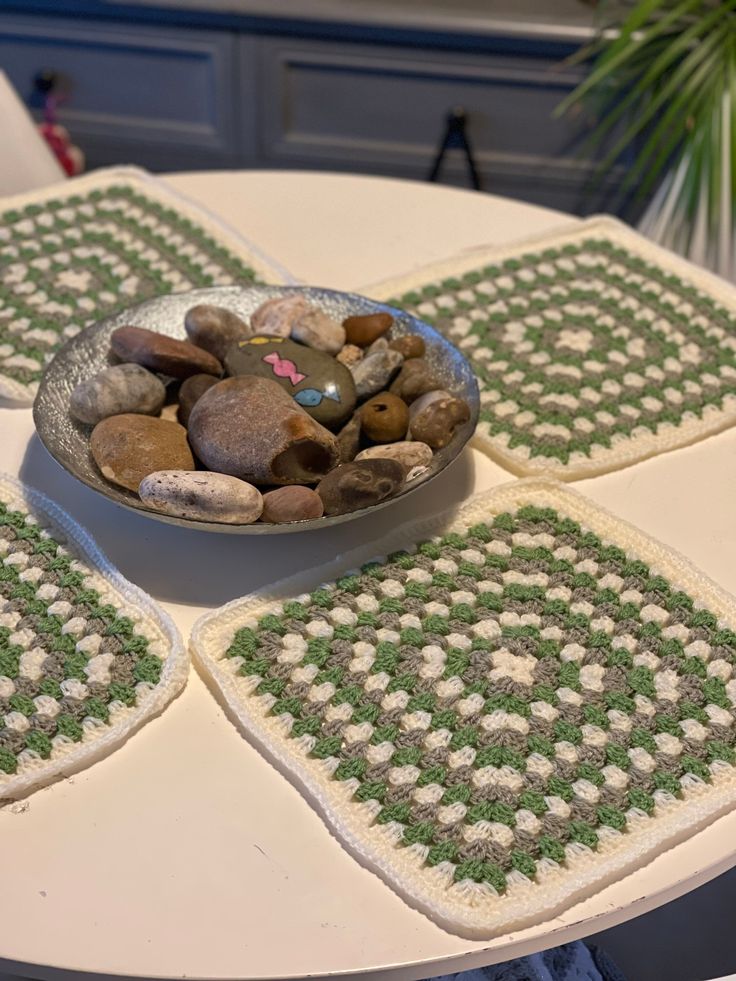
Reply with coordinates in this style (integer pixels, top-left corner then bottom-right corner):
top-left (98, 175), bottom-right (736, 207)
top-left (360, 392), bottom-right (409, 443)
top-left (250, 294), bottom-right (310, 337)
top-left (70, 363), bottom-right (165, 425)
top-left (317, 459), bottom-right (405, 516)
top-left (336, 411), bottom-right (362, 464)
top-left (184, 304), bottom-right (250, 360)
top-left (111, 325), bottom-right (222, 379)
top-left (177, 373), bottom-right (219, 427)
top-left (343, 312), bottom-right (393, 348)
top-left (389, 335), bottom-right (425, 359)
top-left (350, 348), bottom-right (403, 400)
top-left (188, 376), bottom-right (340, 485)
top-left (336, 344), bottom-right (363, 368)
top-left (261, 485), bottom-right (324, 523)
top-left (408, 390), bottom-right (471, 449)
top-left (291, 309), bottom-right (345, 355)
top-left (90, 414), bottom-right (194, 492)
top-left (224, 335), bottom-right (356, 428)
top-left (355, 441), bottom-right (433, 471)
top-left (389, 358), bottom-right (440, 404)
top-left (139, 470), bottom-right (263, 524)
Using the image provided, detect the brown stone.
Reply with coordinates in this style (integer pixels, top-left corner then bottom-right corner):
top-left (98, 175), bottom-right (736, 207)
top-left (177, 374), bottom-right (219, 427)
top-left (408, 391), bottom-right (471, 449)
top-left (187, 376), bottom-right (339, 485)
top-left (389, 335), bottom-right (425, 359)
top-left (261, 486), bottom-right (325, 523)
top-left (90, 414), bottom-right (195, 492)
top-left (317, 459), bottom-right (404, 516)
top-left (336, 411), bottom-right (362, 463)
top-left (184, 304), bottom-right (251, 360)
top-left (360, 392), bottom-right (409, 443)
top-left (342, 312), bottom-right (393, 348)
top-left (111, 326), bottom-right (222, 379)
top-left (389, 358), bottom-right (440, 404)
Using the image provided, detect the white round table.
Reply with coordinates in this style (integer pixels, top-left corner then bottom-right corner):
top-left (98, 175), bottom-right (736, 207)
top-left (2, 170), bottom-right (736, 981)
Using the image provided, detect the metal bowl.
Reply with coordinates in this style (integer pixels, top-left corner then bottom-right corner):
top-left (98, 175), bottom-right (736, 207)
top-left (33, 285), bottom-right (479, 534)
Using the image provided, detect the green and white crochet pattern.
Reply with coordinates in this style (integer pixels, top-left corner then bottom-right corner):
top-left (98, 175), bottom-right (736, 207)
top-left (0, 166), bottom-right (289, 405)
top-left (368, 217), bottom-right (736, 479)
top-left (193, 479), bottom-right (736, 937)
top-left (0, 474), bottom-right (186, 799)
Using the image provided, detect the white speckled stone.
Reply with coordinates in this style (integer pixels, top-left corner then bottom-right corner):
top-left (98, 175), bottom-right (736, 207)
top-left (139, 470), bottom-right (263, 524)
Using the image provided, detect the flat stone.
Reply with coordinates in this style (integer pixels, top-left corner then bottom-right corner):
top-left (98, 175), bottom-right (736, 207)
top-left (250, 294), bottom-right (310, 337)
top-left (261, 485), bottom-right (324, 523)
top-left (139, 470), bottom-right (263, 524)
top-left (188, 376), bottom-right (339, 485)
top-left (225, 335), bottom-right (356, 428)
top-left (355, 441), bottom-right (433, 471)
top-left (291, 309), bottom-right (345, 355)
top-left (343, 312), bottom-right (394, 348)
top-left (350, 349), bottom-right (403, 400)
top-left (389, 335), bottom-right (425, 359)
top-left (360, 392), bottom-right (409, 443)
top-left (184, 304), bottom-right (251, 360)
top-left (111, 325), bottom-right (222, 379)
top-left (317, 459), bottom-right (405, 516)
top-left (69, 363), bottom-right (165, 425)
top-left (177, 374), bottom-right (219, 427)
top-left (365, 336), bottom-right (389, 356)
top-left (408, 390), bottom-right (471, 448)
top-left (389, 358), bottom-right (440, 404)
top-left (90, 414), bottom-right (195, 492)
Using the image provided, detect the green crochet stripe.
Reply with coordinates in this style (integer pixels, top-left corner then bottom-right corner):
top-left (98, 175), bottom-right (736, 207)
top-left (390, 238), bottom-right (736, 466)
top-left (0, 499), bottom-right (160, 776)
top-left (225, 506), bottom-right (736, 894)
top-left (0, 182), bottom-right (261, 386)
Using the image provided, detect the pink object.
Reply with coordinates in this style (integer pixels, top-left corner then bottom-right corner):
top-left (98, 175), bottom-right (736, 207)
top-left (37, 94), bottom-right (84, 177)
top-left (262, 351), bottom-right (306, 386)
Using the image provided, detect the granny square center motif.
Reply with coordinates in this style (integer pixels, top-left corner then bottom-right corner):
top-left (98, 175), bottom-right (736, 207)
top-left (370, 218), bottom-right (736, 478)
top-left (193, 481), bottom-right (736, 937)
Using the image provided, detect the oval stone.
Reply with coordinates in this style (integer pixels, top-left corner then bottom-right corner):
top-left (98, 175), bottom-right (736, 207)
top-left (139, 470), bottom-right (263, 524)
top-left (70, 363), bottom-right (165, 425)
top-left (188, 376), bottom-right (339, 485)
top-left (360, 392), bottom-right (409, 443)
top-left (224, 335), bottom-right (356, 428)
top-left (291, 309), bottom-right (345, 355)
top-left (90, 414), bottom-right (195, 492)
top-left (389, 358), bottom-right (440, 404)
top-left (184, 304), bottom-right (251, 360)
top-left (111, 325), bottom-right (222, 379)
top-left (389, 335), bottom-right (425, 359)
top-left (343, 312), bottom-right (393, 348)
top-left (355, 441), bottom-right (433, 471)
top-left (316, 459), bottom-right (404, 516)
top-left (250, 294), bottom-right (310, 337)
top-left (177, 373), bottom-right (219, 427)
top-left (408, 391), bottom-right (471, 449)
top-left (261, 486), bottom-right (324, 523)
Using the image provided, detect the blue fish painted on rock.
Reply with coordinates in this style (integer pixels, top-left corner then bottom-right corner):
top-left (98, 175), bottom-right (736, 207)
top-left (294, 387), bottom-right (341, 407)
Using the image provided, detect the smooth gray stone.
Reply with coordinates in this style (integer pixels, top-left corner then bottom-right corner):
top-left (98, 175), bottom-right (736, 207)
top-left (69, 363), bottom-right (166, 425)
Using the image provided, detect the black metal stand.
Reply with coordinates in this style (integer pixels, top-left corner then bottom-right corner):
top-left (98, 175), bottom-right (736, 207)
top-left (427, 106), bottom-right (482, 191)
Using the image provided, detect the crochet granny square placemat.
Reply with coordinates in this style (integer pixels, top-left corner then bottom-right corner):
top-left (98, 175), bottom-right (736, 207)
top-left (193, 479), bottom-right (736, 937)
top-left (0, 166), bottom-right (291, 406)
top-left (367, 217), bottom-right (736, 479)
top-left (0, 473), bottom-right (187, 800)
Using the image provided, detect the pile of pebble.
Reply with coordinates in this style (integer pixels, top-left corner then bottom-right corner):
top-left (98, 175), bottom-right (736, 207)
top-left (68, 294), bottom-right (471, 524)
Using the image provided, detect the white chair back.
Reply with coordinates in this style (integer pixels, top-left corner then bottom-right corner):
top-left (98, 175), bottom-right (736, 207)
top-left (0, 69), bottom-right (65, 196)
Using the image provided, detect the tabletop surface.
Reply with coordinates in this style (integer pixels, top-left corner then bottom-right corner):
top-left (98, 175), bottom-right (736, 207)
top-left (1, 170), bottom-right (736, 981)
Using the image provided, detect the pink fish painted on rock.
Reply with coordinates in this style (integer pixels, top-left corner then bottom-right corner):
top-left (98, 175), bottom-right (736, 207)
top-left (262, 351), bottom-right (306, 386)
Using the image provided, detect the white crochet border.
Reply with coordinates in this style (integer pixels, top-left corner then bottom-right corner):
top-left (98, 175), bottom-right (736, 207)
top-left (0, 473), bottom-right (187, 800)
top-left (192, 477), bottom-right (736, 938)
top-left (365, 215), bottom-right (736, 481)
top-left (0, 165), bottom-right (294, 405)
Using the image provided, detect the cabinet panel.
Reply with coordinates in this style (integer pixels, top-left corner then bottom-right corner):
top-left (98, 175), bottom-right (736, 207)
top-left (0, 15), bottom-right (248, 167)
top-left (252, 36), bottom-right (617, 213)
